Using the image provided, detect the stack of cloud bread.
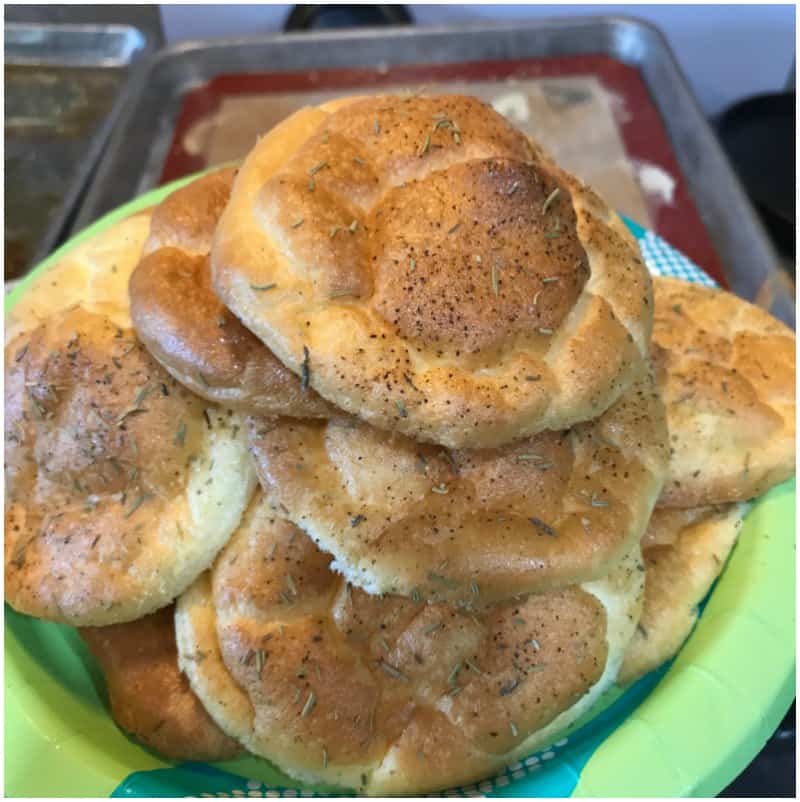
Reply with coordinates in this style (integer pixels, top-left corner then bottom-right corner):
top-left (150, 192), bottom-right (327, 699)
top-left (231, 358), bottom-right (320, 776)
top-left (4, 94), bottom-right (794, 795)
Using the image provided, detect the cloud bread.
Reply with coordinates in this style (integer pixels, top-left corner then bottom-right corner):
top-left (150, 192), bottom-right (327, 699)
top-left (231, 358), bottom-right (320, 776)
top-left (653, 276), bottom-right (795, 507)
top-left (211, 94), bottom-right (653, 449)
top-left (5, 306), bottom-right (256, 625)
top-left (129, 169), bottom-right (332, 418)
top-left (175, 494), bottom-right (644, 795)
top-left (80, 605), bottom-right (241, 761)
top-left (619, 504), bottom-right (746, 684)
top-left (6, 212), bottom-right (152, 346)
top-left (246, 371), bottom-right (667, 603)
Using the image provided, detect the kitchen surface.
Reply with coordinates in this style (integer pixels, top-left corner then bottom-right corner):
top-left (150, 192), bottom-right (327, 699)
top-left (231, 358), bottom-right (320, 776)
top-left (4, 4), bottom-right (796, 798)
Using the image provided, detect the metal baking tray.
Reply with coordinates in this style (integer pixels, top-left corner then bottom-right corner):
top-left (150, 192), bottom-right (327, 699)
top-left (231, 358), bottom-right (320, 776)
top-left (73, 16), bottom-right (793, 326)
top-left (4, 22), bottom-right (152, 280)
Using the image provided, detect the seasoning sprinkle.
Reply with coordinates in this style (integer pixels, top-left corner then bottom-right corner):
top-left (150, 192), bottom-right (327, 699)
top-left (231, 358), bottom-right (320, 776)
top-left (542, 187), bottom-right (561, 214)
top-left (499, 678), bottom-right (520, 696)
top-left (423, 622), bottom-right (442, 636)
top-left (409, 257), bottom-right (416, 272)
top-left (637, 623), bottom-right (649, 639)
top-left (395, 399), bottom-right (408, 418)
top-left (529, 517), bottom-right (558, 537)
top-left (350, 514), bottom-right (366, 528)
top-left (590, 495), bottom-right (610, 508)
top-left (15, 343), bottom-right (28, 362)
top-left (470, 581), bottom-right (480, 597)
top-left (250, 283), bottom-right (277, 291)
top-left (530, 639), bottom-right (541, 651)
top-left (174, 422), bottom-right (187, 447)
top-left (379, 636), bottom-right (390, 653)
top-left (516, 453), bottom-right (543, 463)
top-left (512, 616), bottom-right (526, 626)
top-left (448, 222), bottom-right (461, 235)
top-left (506, 180), bottom-right (520, 196)
top-left (417, 133), bottom-right (431, 157)
top-left (329, 226), bottom-right (341, 238)
top-left (291, 218), bottom-right (304, 228)
top-left (542, 276), bottom-right (560, 284)
top-left (465, 659), bottom-right (483, 675)
top-left (533, 290), bottom-right (542, 307)
top-left (353, 156), bottom-right (366, 166)
top-left (255, 649), bottom-right (265, 675)
top-left (379, 660), bottom-right (408, 681)
top-left (373, 120), bottom-right (380, 135)
top-left (123, 492), bottom-right (150, 519)
top-left (309, 161), bottom-right (329, 176)
top-left (474, 254), bottom-right (482, 264)
top-left (491, 263), bottom-right (500, 296)
top-left (112, 356), bottom-right (122, 369)
top-left (431, 484), bottom-right (449, 495)
top-left (411, 587), bottom-right (421, 603)
top-left (300, 691), bottom-right (317, 718)
top-left (447, 661), bottom-right (462, 687)
top-left (538, 327), bottom-right (554, 336)
top-left (322, 747), bottom-right (328, 769)
top-left (348, 219), bottom-right (359, 233)
top-left (300, 346), bottom-right (311, 391)
top-left (286, 574), bottom-right (298, 597)
top-left (510, 721), bottom-right (519, 737)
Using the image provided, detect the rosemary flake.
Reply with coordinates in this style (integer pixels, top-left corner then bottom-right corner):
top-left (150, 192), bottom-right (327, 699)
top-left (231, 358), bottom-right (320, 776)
top-left (379, 636), bottom-right (390, 653)
top-left (431, 484), bottom-right (449, 495)
top-left (409, 257), bottom-right (416, 272)
top-left (300, 691), bottom-right (317, 718)
top-left (491, 263), bottom-right (500, 297)
top-left (250, 283), bottom-right (277, 292)
top-left (286, 574), bottom-right (298, 597)
top-left (309, 161), bottom-right (329, 176)
top-left (350, 514), bottom-right (366, 528)
top-left (417, 133), bottom-right (431, 157)
top-left (123, 492), bottom-right (150, 519)
top-left (300, 346), bottom-right (311, 391)
top-left (470, 581), bottom-right (480, 597)
top-left (506, 180), bottom-right (520, 196)
top-left (411, 587), bottom-right (421, 603)
top-left (423, 622), bottom-right (442, 636)
top-left (173, 422), bottom-right (187, 447)
top-left (530, 639), bottom-right (541, 651)
top-left (510, 721), bottom-right (519, 737)
top-left (379, 660), bottom-right (408, 681)
top-left (538, 327), bottom-right (554, 336)
top-left (395, 399), bottom-right (408, 418)
top-left (542, 187), bottom-right (561, 214)
top-left (447, 222), bottom-right (461, 235)
top-left (291, 218), bottom-right (304, 228)
top-left (447, 661), bottom-right (462, 687)
top-left (14, 343), bottom-right (28, 362)
top-left (542, 276), bottom-right (560, 284)
top-left (529, 517), bottom-right (558, 537)
top-left (255, 649), bottom-right (265, 675)
top-left (348, 219), bottom-right (359, 234)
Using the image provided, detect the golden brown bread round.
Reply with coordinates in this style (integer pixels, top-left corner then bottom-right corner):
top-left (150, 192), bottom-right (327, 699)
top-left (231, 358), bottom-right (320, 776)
top-left (654, 276), bottom-right (795, 507)
top-left (211, 94), bottom-right (653, 449)
top-left (175, 495), bottom-right (644, 794)
top-left (620, 503), bottom-right (746, 684)
top-left (246, 370), bottom-right (667, 603)
top-left (6, 212), bottom-right (152, 346)
top-left (129, 169), bottom-right (332, 418)
top-left (5, 307), bottom-right (256, 625)
top-left (80, 605), bottom-right (241, 761)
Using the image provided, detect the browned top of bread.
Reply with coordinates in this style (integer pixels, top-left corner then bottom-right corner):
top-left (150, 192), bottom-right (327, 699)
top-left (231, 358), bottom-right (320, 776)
top-left (246, 371), bottom-right (667, 603)
top-left (176, 496), bottom-right (643, 794)
top-left (5, 307), bottom-right (256, 626)
top-left (129, 169), bottom-right (332, 418)
top-left (80, 605), bottom-right (240, 761)
top-left (212, 94), bottom-right (652, 448)
top-left (653, 277), bottom-right (795, 507)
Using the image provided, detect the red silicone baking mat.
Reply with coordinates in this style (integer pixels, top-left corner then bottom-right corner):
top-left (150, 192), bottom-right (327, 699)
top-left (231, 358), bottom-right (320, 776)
top-left (160, 55), bottom-right (725, 285)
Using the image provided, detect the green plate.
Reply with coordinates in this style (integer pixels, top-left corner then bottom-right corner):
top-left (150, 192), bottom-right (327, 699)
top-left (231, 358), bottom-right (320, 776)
top-left (5, 178), bottom-right (795, 798)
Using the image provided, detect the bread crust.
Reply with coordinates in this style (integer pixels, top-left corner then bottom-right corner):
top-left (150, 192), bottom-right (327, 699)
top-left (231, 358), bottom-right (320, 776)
top-left (212, 95), bottom-right (652, 448)
top-left (653, 277), bottom-right (795, 507)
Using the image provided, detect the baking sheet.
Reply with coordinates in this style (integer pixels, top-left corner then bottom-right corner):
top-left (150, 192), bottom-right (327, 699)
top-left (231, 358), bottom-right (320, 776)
top-left (4, 23), bottom-right (150, 280)
top-left (70, 18), bottom-right (792, 325)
